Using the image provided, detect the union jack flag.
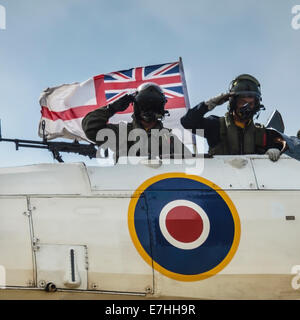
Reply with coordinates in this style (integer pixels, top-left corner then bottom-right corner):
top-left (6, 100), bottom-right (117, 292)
top-left (95, 61), bottom-right (186, 114)
top-left (39, 60), bottom-right (189, 141)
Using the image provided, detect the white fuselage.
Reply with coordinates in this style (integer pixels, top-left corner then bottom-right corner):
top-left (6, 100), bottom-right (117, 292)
top-left (0, 155), bottom-right (299, 300)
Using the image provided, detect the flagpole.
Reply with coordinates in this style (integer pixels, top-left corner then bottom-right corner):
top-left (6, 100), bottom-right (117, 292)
top-left (179, 57), bottom-right (191, 110)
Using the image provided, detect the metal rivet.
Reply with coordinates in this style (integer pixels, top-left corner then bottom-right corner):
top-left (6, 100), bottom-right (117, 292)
top-left (91, 283), bottom-right (98, 290)
top-left (145, 286), bottom-right (152, 293)
top-left (27, 280), bottom-right (34, 287)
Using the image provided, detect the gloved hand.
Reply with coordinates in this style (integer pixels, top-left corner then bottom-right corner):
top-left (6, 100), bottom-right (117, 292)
top-left (266, 148), bottom-right (281, 162)
top-left (205, 93), bottom-right (233, 111)
top-left (108, 94), bottom-right (135, 115)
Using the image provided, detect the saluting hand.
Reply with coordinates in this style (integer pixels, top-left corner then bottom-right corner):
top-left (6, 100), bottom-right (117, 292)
top-left (108, 94), bottom-right (135, 114)
top-left (205, 93), bottom-right (234, 111)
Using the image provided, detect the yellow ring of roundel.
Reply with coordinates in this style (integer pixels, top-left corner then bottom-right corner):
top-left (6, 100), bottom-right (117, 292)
top-left (128, 172), bottom-right (241, 282)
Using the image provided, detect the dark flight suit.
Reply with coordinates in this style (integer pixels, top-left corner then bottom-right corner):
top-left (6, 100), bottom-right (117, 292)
top-left (82, 106), bottom-right (191, 160)
top-left (180, 102), bottom-right (281, 155)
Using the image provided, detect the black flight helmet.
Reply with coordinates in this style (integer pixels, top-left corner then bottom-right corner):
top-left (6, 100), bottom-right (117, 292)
top-left (228, 74), bottom-right (264, 120)
top-left (133, 82), bottom-right (168, 123)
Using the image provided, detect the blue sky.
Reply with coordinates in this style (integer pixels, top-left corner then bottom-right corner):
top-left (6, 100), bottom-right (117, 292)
top-left (0, 0), bottom-right (299, 167)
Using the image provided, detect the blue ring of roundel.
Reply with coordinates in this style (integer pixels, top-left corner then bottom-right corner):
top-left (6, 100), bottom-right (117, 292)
top-left (133, 177), bottom-right (236, 275)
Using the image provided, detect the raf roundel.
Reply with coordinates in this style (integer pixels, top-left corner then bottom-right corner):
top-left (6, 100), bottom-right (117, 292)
top-left (128, 173), bottom-right (241, 282)
top-left (159, 200), bottom-right (210, 250)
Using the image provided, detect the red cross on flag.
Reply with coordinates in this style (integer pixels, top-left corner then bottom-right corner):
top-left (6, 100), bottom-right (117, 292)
top-left (39, 58), bottom-right (191, 142)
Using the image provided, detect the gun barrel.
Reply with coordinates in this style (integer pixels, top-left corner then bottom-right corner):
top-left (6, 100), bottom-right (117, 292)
top-left (0, 138), bottom-right (47, 145)
top-left (0, 136), bottom-right (97, 162)
top-left (17, 143), bottom-right (48, 149)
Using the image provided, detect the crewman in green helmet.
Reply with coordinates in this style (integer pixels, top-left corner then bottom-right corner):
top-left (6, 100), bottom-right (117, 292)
top-left (181, 74), bottom-right (285, 161)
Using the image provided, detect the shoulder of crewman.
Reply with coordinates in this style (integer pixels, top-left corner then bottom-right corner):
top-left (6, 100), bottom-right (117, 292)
top-left (82, 106), bottom-right (119, 143)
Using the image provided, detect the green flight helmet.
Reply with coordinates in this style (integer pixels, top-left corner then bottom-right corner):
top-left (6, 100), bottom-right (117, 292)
top-left (228, 74), bottom-right (263, 117)
top-left (229, 74), bottom-right (262, 99)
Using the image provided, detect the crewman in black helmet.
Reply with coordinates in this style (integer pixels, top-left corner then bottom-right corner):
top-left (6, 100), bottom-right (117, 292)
top-left (82, 82), bottom-right (189, 160)
top-left (180, 74), bottom-right (285, 161)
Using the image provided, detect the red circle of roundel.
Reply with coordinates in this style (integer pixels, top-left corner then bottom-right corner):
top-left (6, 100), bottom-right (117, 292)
top-left (165, 206), bottom-right (203, 243)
